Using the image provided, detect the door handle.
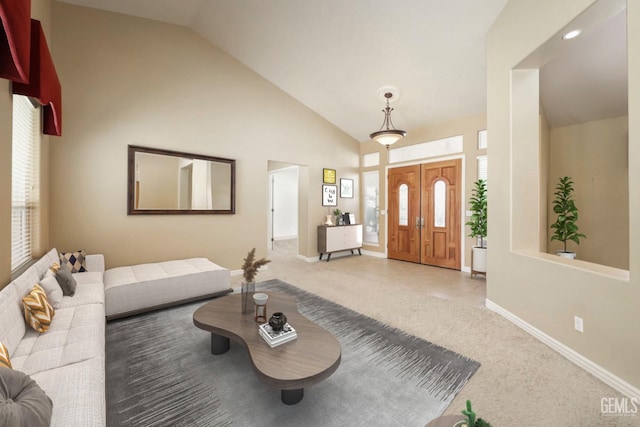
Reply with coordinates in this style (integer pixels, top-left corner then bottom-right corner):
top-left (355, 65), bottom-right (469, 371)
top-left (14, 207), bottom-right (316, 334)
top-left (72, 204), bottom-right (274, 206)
top-left (415, 217), bottom-right (420, 229)
top-left (420, 217), bottom-right (425, 229)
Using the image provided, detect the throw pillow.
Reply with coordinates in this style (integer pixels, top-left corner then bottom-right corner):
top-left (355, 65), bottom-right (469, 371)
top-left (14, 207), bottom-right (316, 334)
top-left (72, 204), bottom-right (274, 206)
top-left (0, 342), bottom-right (11, 369)
top-left (49, 262), bottom-right (60, 273)
top-left (0, 367), bottom-right (52, 427)
top-left (38, 274), bottom-right (63, 309)
top-left (55, 262), bottom-right (77, 296)
top-left (59, 250), bottom-right (86, 273)
top-left (22, 285), bottom-right (55, 333)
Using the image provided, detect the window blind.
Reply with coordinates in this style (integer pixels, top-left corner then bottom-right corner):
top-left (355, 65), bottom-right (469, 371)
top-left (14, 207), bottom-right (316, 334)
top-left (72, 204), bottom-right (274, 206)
top-left (477, 155), bottom-right (488, 181)
top-left (11, 94), bottom-right (40, 271)
top-left (478, 130), bottom-right (487, 149)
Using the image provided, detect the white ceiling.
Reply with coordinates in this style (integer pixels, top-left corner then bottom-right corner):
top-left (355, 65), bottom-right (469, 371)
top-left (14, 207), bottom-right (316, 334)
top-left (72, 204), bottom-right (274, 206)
top-left (56, 0), bottom-right (627, 141)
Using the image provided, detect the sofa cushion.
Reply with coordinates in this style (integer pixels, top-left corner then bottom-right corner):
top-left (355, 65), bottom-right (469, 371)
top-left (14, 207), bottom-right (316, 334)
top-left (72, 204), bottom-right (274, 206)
top-left (59, 250), bottom-right (86, 273)
top-left (11, 267), bottom-right (40, 299)
top-left (59, 282), bottom-right (104, 309)
top-left (104, 258), bottom-right (230, 317)
top-left (31, 357), bottom-right (104, 427)
top-left (38, 273), bottom-right (63, 309)
top-left (0, 367), bottom-right (52, 427)
top-left (32, 248), bottom-right (60, 280)
top-left (0, 343), bottom-right (11, 369)
top-left (11, 304), bottom-right (105, 375)
top-left (55, 263), bottom-right (77, 297)
top-left (0, 285), bottom-right (26, 356)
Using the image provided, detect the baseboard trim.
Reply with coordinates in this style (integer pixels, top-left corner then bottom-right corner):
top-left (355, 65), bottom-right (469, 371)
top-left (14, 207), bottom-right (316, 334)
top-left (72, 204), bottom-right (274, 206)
top-left (361, 250), bottom-right (386, 258)
top-left (298, 254), bottom-right (319, 263)
top-left (486, 299), bottom-right (640, 400)
top-left (461, 266), bottom-right (471, 273)
top-left (273, 235), bottom-right (297, 241)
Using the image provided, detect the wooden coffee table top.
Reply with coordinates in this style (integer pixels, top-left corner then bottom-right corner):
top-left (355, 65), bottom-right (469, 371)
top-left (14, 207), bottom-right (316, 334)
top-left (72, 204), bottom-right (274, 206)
top-left (193, 292), bottom-right (341, 390)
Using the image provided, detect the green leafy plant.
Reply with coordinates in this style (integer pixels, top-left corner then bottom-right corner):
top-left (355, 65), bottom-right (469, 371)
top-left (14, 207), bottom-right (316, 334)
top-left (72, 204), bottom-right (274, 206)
top-left (241, 248), bottom-right (270, 283)
top-left (333, 208), bottom-right (342, 217)
top-left (461, 400), bottom-right (492, 427)
top-left (465, 179), bottom-right (487, 248)
top-left (550, 176), bottom-right (586, 253)
top-left (461, 400), bottom-right (476, 426)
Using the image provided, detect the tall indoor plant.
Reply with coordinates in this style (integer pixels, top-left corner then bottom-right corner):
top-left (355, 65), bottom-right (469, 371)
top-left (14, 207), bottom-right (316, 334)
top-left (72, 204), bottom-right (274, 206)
top-left (550, 176), bottom-right (585, 259)
top-left (466, 179), bottom-right (487, 275)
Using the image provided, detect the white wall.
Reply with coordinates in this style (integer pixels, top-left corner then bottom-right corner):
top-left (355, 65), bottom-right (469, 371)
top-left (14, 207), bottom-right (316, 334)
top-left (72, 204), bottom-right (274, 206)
top-left (547, 115), bottom-right (629, 269)
top-left (488, 0), bottom-right (639, 393)
top-left (271, 167), bottom-right (298, 240)
top-left (50, 3), bottom-right (359, 269)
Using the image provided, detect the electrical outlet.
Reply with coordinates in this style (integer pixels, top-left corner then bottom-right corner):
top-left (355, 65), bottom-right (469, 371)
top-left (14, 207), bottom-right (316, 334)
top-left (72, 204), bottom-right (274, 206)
top-left (574, 316), bottom-right (584, 333)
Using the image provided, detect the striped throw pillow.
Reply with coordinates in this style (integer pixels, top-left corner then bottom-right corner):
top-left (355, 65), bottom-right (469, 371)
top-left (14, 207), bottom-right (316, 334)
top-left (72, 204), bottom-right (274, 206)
top-left (22, 285), bottom-right (55, 333)
top-left (50, 262), bottom-right (60, 273)
top-left (0, 342), bottom-right (11, 369)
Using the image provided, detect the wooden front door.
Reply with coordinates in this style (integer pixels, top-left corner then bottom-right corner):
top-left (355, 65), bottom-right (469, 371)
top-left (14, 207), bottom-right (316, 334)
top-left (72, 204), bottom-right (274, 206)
top-left (420, 160), bottom-right (461, 269)
top-left (388, 159), bottom-right (461, 269)
top-left (388, 165), bottom-right (421, 263)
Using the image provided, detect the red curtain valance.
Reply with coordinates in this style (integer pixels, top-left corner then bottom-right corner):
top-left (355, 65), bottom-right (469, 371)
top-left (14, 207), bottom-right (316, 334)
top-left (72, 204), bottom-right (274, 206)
top-left (13, 19), bottom-right (62, 136)
top-left (0, 0), bottom-right (32, 83)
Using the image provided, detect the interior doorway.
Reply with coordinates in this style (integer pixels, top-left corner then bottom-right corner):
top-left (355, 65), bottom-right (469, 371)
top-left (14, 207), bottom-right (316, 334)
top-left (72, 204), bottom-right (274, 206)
top-left (388, 158), bottom-right (462, 269)
top-left (268, 163), bottom-right (299, 257)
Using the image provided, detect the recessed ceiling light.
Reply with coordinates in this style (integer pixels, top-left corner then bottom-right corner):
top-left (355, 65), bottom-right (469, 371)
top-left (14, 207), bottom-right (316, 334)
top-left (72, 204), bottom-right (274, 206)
top-left (562, 29), bottom-right (582, 40)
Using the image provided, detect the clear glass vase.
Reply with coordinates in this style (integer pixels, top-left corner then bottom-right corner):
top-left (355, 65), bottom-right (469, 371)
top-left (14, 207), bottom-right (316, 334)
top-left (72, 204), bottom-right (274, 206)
top-left (241, 282), bottom-right (255, 313)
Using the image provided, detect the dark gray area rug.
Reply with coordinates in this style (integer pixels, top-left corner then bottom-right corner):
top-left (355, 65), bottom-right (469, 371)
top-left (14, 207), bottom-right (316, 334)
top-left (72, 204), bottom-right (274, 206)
top-left (106, 279), bottom-right (480, 427)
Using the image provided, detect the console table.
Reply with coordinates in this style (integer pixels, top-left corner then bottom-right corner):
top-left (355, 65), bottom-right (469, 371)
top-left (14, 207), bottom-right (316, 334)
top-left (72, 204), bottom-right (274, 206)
top-left (317, 224), bottom-right (363, 262)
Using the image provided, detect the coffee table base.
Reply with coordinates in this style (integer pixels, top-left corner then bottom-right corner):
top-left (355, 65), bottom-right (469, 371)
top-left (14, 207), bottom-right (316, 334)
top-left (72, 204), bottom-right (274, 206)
top-left (281, 388), bottom-right (304, 405)
top-left (210, 333), bottom-right (306, 405)
top-left (211, 333), bottom-right (230, 355)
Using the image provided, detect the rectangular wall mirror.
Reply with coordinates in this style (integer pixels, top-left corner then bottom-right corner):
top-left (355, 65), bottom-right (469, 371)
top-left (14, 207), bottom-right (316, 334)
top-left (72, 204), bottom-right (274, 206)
top-left (128, 145), bottom-right (235, 215)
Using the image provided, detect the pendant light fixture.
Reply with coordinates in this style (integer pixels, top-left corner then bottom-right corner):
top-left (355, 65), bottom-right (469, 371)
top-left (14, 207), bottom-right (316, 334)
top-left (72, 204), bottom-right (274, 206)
top-left (369, 90), bottom-right (406, 149)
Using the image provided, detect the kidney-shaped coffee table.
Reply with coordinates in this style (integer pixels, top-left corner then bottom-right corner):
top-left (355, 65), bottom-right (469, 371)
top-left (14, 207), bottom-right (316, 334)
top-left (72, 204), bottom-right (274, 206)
top-left (193, 292), bottom-right (341, 405)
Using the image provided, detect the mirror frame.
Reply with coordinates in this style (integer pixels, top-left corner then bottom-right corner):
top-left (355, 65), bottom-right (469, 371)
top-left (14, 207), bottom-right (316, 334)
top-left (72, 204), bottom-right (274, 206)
top-left (127, 145), bottom-right (236, 215)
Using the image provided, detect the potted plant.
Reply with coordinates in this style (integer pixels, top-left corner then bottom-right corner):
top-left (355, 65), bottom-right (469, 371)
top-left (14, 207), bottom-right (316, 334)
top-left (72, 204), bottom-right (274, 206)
top-left (465, 179), bottom-right (487, 275)
top-left (454, 400), bottom-right (492, 427)
top-left (550, 176), bottom-right (585, 259)
top-left (240, 248), bottom-right (271, 313)
top-left (333, 208), bottom-right (343, 225)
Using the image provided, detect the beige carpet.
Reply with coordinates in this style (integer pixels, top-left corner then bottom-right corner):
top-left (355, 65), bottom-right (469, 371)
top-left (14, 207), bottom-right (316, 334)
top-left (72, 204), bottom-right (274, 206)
top-left (233, 245), bottom-right (635, 426)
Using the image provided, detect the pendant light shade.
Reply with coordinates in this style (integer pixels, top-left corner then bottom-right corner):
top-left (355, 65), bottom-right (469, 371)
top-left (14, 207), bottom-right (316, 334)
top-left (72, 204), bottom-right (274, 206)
top-left (369, 91), bottom-right (406, 148)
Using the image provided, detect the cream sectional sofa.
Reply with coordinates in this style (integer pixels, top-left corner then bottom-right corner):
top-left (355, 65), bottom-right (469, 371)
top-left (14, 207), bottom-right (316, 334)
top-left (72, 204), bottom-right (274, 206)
top-left (104, 258), bottom-right (231, 320)
top-left (0, 248), bottom-right (106, 426)
top-left (0, 248), bottom-right (232, 426)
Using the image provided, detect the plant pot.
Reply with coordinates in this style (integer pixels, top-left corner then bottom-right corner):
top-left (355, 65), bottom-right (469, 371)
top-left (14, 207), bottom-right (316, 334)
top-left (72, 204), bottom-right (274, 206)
top-left (556, 250), bottom-right (576, 260)
top-left (471, 247), bottom-right (487, 273)
top-left (241, 282), bottom-right (255, 313)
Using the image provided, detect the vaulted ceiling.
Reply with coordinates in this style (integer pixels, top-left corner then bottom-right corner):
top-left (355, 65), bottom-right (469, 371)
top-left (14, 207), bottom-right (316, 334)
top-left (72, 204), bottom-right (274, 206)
top-left (56, 0), bottom-right (627, 141)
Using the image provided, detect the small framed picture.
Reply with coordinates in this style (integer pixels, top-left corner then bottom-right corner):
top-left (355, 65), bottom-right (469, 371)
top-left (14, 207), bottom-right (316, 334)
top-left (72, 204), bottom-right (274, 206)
top-left (349, 213), bottom-right (356, 225)
top-left (340, 178), bottom-right (353, 198)
top-left (323, 168), bottom-right (336, 184)
top-left (322, 184), bottom-right (337, 207)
